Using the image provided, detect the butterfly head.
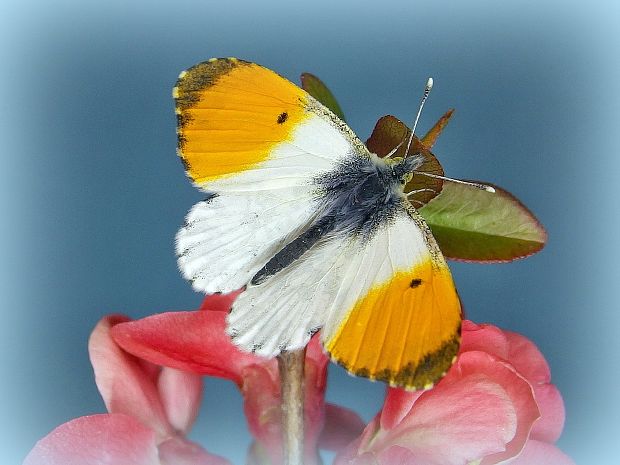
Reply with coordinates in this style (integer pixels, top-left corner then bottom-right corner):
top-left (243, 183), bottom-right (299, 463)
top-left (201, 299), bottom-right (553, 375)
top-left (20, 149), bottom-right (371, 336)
top-left (388, 154), bottom-right (424, 188)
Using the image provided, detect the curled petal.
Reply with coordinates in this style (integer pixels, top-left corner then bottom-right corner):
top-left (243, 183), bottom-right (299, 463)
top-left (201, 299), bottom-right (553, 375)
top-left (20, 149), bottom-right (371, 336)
top-left (529, 383), bottom-right (565, 443)
top-left (23, 414), bottom-right (159, 465)
top-left (199, 290), bottom-right (242, 312)
top-left (462, 353), bottom-right (540, 465)
top-left (377, 445), bottom-right (425, 465)
top-left (503, 330), bottom-right (551, 384)
top-left (334, 437), bottom-right (376, 465)
top-left (111, 311), bottom-right (258, 385)
top-left (507, 440), bottom-right (576, 465)
top-left (241, 364), bottom-right (282, 465)
top-left (462, 323), bottom-right (565, 446)
top-left (158, 368), bottom-right (203, 435)
top-left (379, 388), bottom-right (423, 431)
top-left (459, 321), bottom-right (509, 360)
top-left (304, 339), bottom-right (329, 450)
top-left (374, 370), bottom-right (518, 465)
top-left (89, 315), bottom-right (171, 437)
top-left (356, 351), bottom-right (541, 465)
top-left (158, 437), bottom-right (231, 465)
top-left (306, 334), bottom-right (329, 370)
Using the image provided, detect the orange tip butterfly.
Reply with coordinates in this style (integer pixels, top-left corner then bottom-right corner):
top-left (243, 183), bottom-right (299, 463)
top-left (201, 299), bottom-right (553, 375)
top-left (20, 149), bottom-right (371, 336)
top-left (173, 58), bottom-right (462, 390)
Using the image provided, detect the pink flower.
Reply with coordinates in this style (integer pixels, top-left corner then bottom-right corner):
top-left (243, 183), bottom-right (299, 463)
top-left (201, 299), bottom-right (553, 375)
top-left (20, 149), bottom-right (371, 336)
top-left (24, 315), bottom-right (229, 465)
top-left (335, 320), bottom-right (574, 465)
top-left (110, 292), bottom-right (364, 465)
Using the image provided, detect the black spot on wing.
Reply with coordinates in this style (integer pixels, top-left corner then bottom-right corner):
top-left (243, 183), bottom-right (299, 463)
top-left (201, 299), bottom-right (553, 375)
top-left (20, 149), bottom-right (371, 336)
top-left (277, 112), bottom-right (288, 124)
top-left (410, 278), bottom-right (422, 288)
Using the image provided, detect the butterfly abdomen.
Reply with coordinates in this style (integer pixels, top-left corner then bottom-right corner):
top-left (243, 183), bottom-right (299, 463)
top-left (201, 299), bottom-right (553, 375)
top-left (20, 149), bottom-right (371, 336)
top-left (251, 215), bottom-right (338, 285)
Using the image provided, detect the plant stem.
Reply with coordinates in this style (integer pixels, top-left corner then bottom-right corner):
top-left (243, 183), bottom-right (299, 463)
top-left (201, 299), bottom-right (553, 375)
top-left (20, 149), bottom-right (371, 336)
top-left (277, 348), bottom-right (306, 465)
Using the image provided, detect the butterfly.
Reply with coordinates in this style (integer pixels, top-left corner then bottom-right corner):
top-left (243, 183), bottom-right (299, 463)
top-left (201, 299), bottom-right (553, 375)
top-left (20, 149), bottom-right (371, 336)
top-left (173, 57), bottom-right (461, 390)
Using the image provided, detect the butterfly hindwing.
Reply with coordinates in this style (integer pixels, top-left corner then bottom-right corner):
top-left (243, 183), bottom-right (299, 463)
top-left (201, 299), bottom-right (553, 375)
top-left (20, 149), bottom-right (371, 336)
top-left (176, 187), bottom-right (319, 294)
top-left (321, 206), bottom-right (461, 390)
top-left (228, 204), bottom-right (461, 390)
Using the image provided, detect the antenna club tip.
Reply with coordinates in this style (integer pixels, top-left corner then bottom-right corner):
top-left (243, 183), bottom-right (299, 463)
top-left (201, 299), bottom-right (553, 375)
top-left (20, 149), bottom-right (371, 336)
top-left (426, 77), bottom-right (434, 89)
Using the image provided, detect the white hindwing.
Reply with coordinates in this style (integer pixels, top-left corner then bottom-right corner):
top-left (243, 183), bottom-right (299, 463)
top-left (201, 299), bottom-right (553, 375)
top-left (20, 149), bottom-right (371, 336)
top-left (227, 210), bottom-right (433, 357)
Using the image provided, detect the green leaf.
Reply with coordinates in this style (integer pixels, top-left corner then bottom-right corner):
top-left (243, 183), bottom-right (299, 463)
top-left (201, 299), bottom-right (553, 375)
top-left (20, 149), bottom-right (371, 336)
top-left (300, 73), bottom-right (346, 122)
top-left (419, 182), bottom-right (547, 262)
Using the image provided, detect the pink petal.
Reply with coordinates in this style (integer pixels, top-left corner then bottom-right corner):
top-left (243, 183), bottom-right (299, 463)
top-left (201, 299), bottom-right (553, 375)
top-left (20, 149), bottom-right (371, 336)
top-left (241, 364), bottom-right (282, 465)
top-left (306, 334), bottom-right (330, 371)
top-left (379, 388), bottom-right (424, 431)
top-left (303, 341), bottom-right (329, 450)
top-left (377, 445), bottom-right (428, 465)
top-left (463, 354), bottom-right (540, 465)
top-left (359, 351), bottom-right (541, 465)
top-left (158, 367), bottom-right (203, 435)
top-left (319, 403), bottom-right (366, 451)
top-left (529, 383), bottom-right (565, 443)
top-left (506, 440), bottom-right (576, 465)
top-left (503, 330), bottom-right (551, 384)
top-left (460, 320), bottom-right (510, 360)
top-left (240, 355), bottom-right (328, 465)
top-left (23, 414), bottom-right (160, 465)
top-left (111, 311), bottom-right (260, 385)
top-left (158, 437), bottom-right (231, 465)
top-left (199, 290), bottom-right (242, 312)
top-left (355, 416), bottom-right (382, 456)
top-left (463, 323), bottom-right (565, 444)
top-left (89, 316), bottom-right (172, 437)
top-left (333, 437), bottom-right (376, 465)
top-left (373, 366), bottom-right (518, 465)
top-left (336, 442), bottom-right (441, 465)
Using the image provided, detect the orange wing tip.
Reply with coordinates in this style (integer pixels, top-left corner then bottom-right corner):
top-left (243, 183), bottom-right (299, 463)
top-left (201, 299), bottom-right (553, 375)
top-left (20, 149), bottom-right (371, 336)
top-left (326, 331), bottom-right (461, 391)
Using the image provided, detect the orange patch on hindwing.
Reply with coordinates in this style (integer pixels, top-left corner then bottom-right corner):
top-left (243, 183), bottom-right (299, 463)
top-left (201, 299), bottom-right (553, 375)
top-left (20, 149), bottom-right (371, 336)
top-left (174, 58), bottom-right (310, 184)
top-left (324, 260), bottom-right (461, 390)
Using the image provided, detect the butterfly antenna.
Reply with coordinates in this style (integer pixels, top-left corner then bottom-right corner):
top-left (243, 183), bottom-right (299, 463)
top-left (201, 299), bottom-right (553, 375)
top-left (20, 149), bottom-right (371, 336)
top-left (404, 77), bottom-right (433, 157)
top-left (413, 171), bottom-right (496, 192)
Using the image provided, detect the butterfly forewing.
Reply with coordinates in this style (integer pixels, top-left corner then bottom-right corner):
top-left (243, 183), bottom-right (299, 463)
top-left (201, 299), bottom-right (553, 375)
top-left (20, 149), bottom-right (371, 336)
top-left (174, 58), bottom-right (368, 293)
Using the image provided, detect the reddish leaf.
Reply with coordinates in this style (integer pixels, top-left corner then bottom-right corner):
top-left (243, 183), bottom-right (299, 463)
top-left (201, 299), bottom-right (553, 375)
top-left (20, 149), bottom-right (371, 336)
top-left (420, 109), bottom-right (455, 148)
top-left (366, 115), bottom-right (444, 206)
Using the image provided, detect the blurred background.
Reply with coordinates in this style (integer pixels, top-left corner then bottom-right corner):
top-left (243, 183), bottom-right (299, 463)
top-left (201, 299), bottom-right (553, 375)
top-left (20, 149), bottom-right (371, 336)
top-left (1, 0), bottom-right (618, 463)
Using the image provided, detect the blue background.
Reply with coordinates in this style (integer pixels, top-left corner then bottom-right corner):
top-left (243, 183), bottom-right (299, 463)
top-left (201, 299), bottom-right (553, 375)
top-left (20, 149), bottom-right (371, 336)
top-left (2, 1), bottom-right (619, 464)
